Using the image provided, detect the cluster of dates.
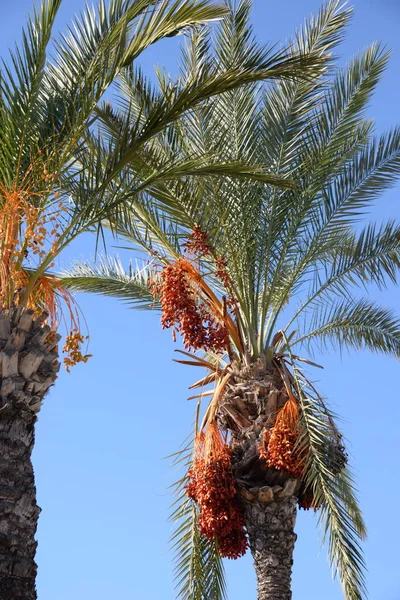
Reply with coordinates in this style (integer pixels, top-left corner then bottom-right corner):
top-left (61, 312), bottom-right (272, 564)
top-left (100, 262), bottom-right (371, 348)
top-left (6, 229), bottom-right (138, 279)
top-left (63, 329), bottom-right (92, 372)
top-left (184, 226), bottom-right (236, 306)
top-left (151, 258), bottom-right (229, 353)
top-left (0, 178), bottom-right (90, 371)
top-left (259, 397), bottom-right (321, 510)
top-left (260, 397), bottom-right (305, 478)
top-left (186, 424), bottom-right (248, 559)
top-left (183, 225), bottom-right (214, 256)
top-left (149, 226), bottom-right (240, 353)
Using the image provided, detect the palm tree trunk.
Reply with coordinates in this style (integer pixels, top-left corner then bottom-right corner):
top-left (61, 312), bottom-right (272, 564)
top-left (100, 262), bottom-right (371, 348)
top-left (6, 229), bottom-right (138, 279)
top-left (0, 307), bottom-right (60, 599)
top-left (243, 497), bottom-right (297, 600)
top-left (0, 402), bottom-right (39, 599)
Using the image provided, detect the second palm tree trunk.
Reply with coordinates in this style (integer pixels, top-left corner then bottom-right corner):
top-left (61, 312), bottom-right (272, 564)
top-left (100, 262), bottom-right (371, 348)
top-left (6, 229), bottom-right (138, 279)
top-left (243, 497), bottom-right (297, 600)
top-left (0, 307), bottom-right (60, 599)
top-left (0, 403), bottom-right (39, 599)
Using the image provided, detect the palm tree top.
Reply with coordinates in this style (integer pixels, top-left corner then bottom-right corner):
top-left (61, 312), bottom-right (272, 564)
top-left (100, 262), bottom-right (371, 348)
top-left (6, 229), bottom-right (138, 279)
top-left (1, 0), bottom-right (325, 367)
top-left (65, 0), bottom-right (400, 365)
top-left (61, 1), bottom-right (400, 599)
top-left (0, 2), bottom-right (341, 599)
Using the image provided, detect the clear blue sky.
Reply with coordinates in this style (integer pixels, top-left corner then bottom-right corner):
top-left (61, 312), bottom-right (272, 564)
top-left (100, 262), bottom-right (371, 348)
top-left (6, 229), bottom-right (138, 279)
top-left (2, 1), bottom-right (400, 599)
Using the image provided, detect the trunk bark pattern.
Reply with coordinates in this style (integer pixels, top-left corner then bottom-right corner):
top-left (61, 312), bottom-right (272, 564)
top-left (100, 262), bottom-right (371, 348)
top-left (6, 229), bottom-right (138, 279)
top-left (243, 497), bottom-right (297, 600)
top-left (0, 307), bottom-right (60, 600)
top-left (215, 360), bottom-right (308, 597)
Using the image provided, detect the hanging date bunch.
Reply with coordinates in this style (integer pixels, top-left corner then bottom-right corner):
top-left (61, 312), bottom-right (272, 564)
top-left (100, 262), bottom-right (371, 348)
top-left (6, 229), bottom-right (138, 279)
top-left (63, 329), bottom-right (91, 372)
top-left (149, 226), bottom-right (239, 353)
top-left (17, 270), bottom-right (92, 371)
top-left (298, 485), bottom-right (320, 511)
top-left (0, 167), bottom-right (68, 306)
top-left (184, 225), bottom-right (236, 307)
top-left (0, 170), bottom-right (90, 371)
top-left (183, 225), bottom-right (214, 257)
top-left (186, 422), bottom-right (248, 559)
top-left (150, 257), bottom-right (229, 353)
top-left (260, 396), bottom-right (305, 478)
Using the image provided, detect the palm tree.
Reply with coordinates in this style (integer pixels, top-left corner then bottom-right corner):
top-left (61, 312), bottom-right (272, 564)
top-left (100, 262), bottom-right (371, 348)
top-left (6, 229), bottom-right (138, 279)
top-left (0, 0), bottom-right (326, 598)
top-left (62, 1), bottom-right (400, 599)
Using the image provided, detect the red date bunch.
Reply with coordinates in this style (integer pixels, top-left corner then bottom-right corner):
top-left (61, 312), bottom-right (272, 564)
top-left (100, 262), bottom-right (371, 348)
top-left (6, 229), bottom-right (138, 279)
top-left (184, 226), bottom-right (236, 306)
top-left (183, 225), bottom-right (214, 256)
top-left (259, 397), bottom-right (305, 478)
top-left (259, 399), bottom-right (322, 510)
top-left (150, 258), bottom-right (229, 353)
top-left (186, 423), bottom-right (248, 559)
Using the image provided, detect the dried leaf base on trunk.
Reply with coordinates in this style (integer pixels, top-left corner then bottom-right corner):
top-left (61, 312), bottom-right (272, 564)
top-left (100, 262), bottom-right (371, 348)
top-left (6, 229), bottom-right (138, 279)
top-left (0, 307), bottom-right (60, 600)
top-left (242, 495), bottom-right (297, 600)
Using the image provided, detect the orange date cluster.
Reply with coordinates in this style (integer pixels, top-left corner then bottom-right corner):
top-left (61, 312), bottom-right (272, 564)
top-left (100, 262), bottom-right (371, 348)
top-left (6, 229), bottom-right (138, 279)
top-left (186, 424), bottom-right (248, 559)
top-left (260, 397), bottom-right (304, 478)
top-left (259, 397), bottom-right (321, 510)
top-left (153, 259), bottom-right (229, 353)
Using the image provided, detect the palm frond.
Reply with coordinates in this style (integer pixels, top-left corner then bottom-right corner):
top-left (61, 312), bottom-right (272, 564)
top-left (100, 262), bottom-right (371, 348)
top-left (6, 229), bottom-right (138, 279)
top-left (37, 0), bottom-right (231, 185)
top-left (60, 256), bottom-right (158, 310)
top-left (293, 297), bottom-right (400, 358)
top-left (266, 123), bottom-right (400, 325)
top-left (251, 0), bottom-right (354, 340)
top-left (305, 42), bottom-right (389, 192)
top-left (284, 221), bottom-right (400, 335)
top-left (0, 0), bottom-right (62, 184)
top-left (317, 127), bottom-right (400, 236)
top-left (120, 0), bottom-right (227, 66)
top-left (288, 360), bottom-right (367, 600)
top-left (169, 438), bottom-right (227, 600)
top-left (260, 0), bottom-right (353, 175)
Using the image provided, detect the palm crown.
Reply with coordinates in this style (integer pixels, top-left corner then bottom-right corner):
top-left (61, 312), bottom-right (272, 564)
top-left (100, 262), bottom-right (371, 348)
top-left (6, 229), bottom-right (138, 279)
top-left (0, 0), bottom-right (236, 355)
top-left (2, 0), bottom-right (319, 343)
top-left (63, 1), bottom-right (400, 599)
top-left (0, 1), bottom-right (329, 598)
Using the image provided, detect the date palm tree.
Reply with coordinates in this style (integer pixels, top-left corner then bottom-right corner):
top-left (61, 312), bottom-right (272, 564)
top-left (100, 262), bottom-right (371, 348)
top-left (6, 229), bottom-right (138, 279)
top-left (0, 0), bottom-right (325, 598)
top-left (62, 1), bottom-right (400, 599)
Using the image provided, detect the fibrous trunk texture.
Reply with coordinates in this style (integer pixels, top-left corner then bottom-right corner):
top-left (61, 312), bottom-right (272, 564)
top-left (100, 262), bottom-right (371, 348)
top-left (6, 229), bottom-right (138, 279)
top-left (216, 360), bottom-right (299, 599)
top-left (0, 307), bottom-right (60, 600)
top-left (243, 497), bottom-right (297, 600)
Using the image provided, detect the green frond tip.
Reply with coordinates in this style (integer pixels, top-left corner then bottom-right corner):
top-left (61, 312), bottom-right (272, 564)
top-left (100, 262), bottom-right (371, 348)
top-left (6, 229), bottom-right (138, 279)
top-left (295, 297), bottom-right (400, 359)
top-left (60, 256), bottom-right (159, 310)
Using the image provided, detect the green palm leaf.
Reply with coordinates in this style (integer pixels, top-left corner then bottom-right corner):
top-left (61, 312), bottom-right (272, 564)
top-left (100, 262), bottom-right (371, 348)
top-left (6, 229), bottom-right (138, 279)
top-left (64, 2), bottom-right (400, 599)
top-left (169, 438), bottom-right (227, 600)
top-left (298, 391), bottom-right (367, 600)
top-left (293, 297), bottom-right (400, 357)
top-left (280, 336), bottom-right (368, 600)
top-left (61, 256), bottom-right (158, 310)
